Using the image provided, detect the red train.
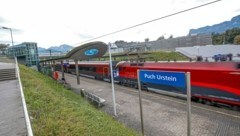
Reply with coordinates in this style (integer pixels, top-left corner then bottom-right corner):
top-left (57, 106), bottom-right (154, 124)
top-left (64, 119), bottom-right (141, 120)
top-left (58, 61), bottom-right (240, 109)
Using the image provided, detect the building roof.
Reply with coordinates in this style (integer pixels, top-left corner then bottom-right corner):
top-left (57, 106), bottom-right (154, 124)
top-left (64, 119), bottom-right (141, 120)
top-left (40, 41), bottom-right (108, 62)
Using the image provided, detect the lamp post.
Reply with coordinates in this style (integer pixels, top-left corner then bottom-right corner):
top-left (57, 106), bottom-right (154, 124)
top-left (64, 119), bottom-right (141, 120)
top-left (108, 43), bottom-right (117, 116)
top-left (1, 27), bottom-right (14, 46)
top-left (196, 46), bottom-right (199, 56)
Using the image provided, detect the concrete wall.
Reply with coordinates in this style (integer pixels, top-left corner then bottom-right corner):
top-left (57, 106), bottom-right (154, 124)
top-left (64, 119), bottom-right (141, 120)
top-left (119, 34), bottom-right (212, 52)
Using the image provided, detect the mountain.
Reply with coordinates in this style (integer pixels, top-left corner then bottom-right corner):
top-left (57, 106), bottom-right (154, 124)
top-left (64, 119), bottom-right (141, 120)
top-left (38, 44), bottom-right (74, 53)
top-left (189, 15), bottom-right (240, 35)
top-left (47, 44), bottom-right (74, 53)
top-left (38, 47), bottom-right (47, 53)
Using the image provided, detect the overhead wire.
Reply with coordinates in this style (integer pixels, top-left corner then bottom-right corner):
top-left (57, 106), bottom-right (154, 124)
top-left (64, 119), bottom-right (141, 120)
top-left (73, 0), bottom-right (221, 45)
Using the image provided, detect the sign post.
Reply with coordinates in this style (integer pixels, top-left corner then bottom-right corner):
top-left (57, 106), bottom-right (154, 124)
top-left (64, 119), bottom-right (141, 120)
top-left (186, 72), bottom-right (191, 136)
top-left (137, 70), bottom-right (144, 136)
top-left (138, 70), bottom-right (191, 136)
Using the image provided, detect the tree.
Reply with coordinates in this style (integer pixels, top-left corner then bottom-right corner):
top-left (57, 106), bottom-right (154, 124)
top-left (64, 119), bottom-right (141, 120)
top-left (144, 38), bottom-right (149, 42)
top-left (234, 35), bottom-right (240, 45)
top-left (212, 33), bottom-right (224, 45)
top-left (114, 40), bottom-right (125, 44)
top-left (0, 44), bottom-right (9, 49)
top-left (212, 28), bottom-right (240, 45)
top-left (157, 36), bottom-right (164, 41)
top-left (114, 40), bottom-right (127, 47)
top-left (168, 35), bottom-right (173, 39)
top-left (0, 43), bottom-right (9, 55)
top-left (225, 28), bottom-right (240, 44)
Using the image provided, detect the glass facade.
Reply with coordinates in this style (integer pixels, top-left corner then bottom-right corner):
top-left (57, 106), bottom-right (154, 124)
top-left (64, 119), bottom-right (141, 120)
top-left (6, 42), bottom-right (39, 66)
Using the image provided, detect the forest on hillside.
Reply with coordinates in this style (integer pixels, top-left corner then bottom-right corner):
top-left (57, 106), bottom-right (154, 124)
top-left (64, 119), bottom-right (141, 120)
top-left (212, 28), bottom-right (240, 45)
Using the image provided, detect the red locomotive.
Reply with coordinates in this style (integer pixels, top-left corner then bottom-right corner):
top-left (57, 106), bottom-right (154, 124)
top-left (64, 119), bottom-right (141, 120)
top-left (58, 61), bottom-right (240, 109)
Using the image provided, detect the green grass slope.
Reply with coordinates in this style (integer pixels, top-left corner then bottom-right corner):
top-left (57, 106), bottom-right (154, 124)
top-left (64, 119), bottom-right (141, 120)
top-left (148, 51), bottom-right (188, 61)
top-left (100, 51), bottom-right (188, 61)
top-left (20, 65), bottom-right (138, 136)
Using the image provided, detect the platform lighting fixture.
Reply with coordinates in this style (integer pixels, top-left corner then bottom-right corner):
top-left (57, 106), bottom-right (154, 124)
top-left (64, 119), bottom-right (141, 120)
top-left (1, 26), bottom-right (14, 46)
top-left (108, 43), bottom-right (117, 116)
top-left (195, 46), bottom-right (200, 56)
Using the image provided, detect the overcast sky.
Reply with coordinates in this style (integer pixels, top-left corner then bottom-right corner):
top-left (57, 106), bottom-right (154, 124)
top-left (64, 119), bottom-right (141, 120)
top-left (0, 0), bottom-right (240, 48)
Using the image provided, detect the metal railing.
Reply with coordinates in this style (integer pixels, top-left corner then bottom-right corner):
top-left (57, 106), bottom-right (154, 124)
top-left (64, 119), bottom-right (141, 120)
top-left (15, 57), bottom-right (34, 136)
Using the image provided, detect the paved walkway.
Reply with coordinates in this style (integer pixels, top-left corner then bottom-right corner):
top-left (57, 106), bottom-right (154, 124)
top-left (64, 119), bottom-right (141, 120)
top-left (0, 62), bottom-right (27, 136)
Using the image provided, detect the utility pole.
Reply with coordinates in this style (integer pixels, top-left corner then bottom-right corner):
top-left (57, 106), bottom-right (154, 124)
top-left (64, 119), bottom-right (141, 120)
top-left (49, 49), bottom-right (52, 59)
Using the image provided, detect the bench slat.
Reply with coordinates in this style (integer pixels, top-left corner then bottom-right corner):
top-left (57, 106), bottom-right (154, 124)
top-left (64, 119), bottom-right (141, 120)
top-left (81, 90), bottom-right (105, 107)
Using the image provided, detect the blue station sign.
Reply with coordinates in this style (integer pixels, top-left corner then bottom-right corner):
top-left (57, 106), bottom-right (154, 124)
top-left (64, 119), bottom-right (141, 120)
top-left (84, 49), bottom-right (99, 56)
top-left (139, 70), bottom-right (186, 88)
top-left (113, 70), bottom-right (119, 78)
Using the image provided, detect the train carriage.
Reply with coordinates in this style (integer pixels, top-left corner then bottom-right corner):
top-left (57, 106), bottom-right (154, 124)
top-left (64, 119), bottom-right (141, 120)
top-left (56, 61), bottom-right (240, 109)
top-left (115, 61), bottom-right (240, 107)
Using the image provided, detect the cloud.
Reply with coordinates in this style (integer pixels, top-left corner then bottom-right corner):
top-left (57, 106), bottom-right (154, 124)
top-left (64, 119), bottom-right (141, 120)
top-left (235, 8), bottom-right (240, 13)
top-left (136, 30), bottom-right (144, 34)
top-left (0, 0), bottom-right (239, 48)
top-left (194, 0), bottom-right (211, 2)
top-left (75, 33), bottom-right (94, 40)
top-left (1, 27), bottom-right (23, 34)
top-left (0, 40), bottom-right (11, 44)
top-left (0, 16), bottom-right (23, 34)
top-left (11, 28), bottom-right (23, 34)
top-left (0, 16), bottom-right (6, 23)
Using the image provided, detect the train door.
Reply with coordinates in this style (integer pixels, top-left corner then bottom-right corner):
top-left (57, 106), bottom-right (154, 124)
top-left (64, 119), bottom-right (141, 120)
top-left (103, 67), bottom-right (109, 78)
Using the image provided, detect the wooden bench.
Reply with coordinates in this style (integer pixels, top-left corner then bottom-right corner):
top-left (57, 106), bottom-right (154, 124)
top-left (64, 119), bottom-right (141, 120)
top-left (81, 89), bottom-right (106, 107)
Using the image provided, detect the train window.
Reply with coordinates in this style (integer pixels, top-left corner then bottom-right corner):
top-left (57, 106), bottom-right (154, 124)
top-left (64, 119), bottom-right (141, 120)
top-left (138, 63), bottom-right (144, 66)
top-left (89, 67), bottom-right (96, 72)
top-left (82, 67), bottom-right (88, 71)
top-left (237, 63), bottom-right (240, 69)
top-left (130, 63), bottom-right (137, 66)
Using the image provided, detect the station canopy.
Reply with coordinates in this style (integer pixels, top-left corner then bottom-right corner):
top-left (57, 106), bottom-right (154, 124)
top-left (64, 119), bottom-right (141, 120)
top-left (40, 41), bottom-right (108, 62)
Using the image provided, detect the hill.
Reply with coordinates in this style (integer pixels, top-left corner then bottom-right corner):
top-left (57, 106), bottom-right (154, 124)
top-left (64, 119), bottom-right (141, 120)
top-left (48, 44), bottom-right (73, 53)
top-left (38, 44), bottom-right (74, 53)
top-left (37, 47), bottom-right (47, 53)
top-left (189, 15), bottom-right (240, 35)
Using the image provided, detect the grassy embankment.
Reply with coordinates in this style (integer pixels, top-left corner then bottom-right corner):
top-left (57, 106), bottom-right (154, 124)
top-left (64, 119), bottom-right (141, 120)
top-left (148, 51), bottom-right (188, 61)
top-left (40, 51), bottom-right (188, 62)
top-left (102, 51), bottom-right (188, 61)
top-left (20, 65), bottom-right (138, 136)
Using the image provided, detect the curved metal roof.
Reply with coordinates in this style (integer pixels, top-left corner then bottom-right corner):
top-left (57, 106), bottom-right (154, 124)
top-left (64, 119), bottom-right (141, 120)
top-left (66, 41), bottom-right (108, 60)
top-left (40, 41), bottom-right (108, 62)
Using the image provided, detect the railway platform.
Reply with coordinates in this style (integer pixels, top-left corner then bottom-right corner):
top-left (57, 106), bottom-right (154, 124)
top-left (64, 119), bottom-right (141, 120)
top-left (59, 72), bottom-right (240, 136)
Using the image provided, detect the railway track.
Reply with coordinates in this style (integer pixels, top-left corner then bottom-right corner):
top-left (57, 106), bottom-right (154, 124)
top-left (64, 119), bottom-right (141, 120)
top-left (66, 72), bottom-right (240, 117)
top-left (61, 72), bottom-right (240, 136)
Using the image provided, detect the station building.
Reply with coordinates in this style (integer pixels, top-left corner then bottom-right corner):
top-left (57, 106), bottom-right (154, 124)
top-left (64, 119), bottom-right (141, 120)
top-left (6, 42), bottom-right (39, 67)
